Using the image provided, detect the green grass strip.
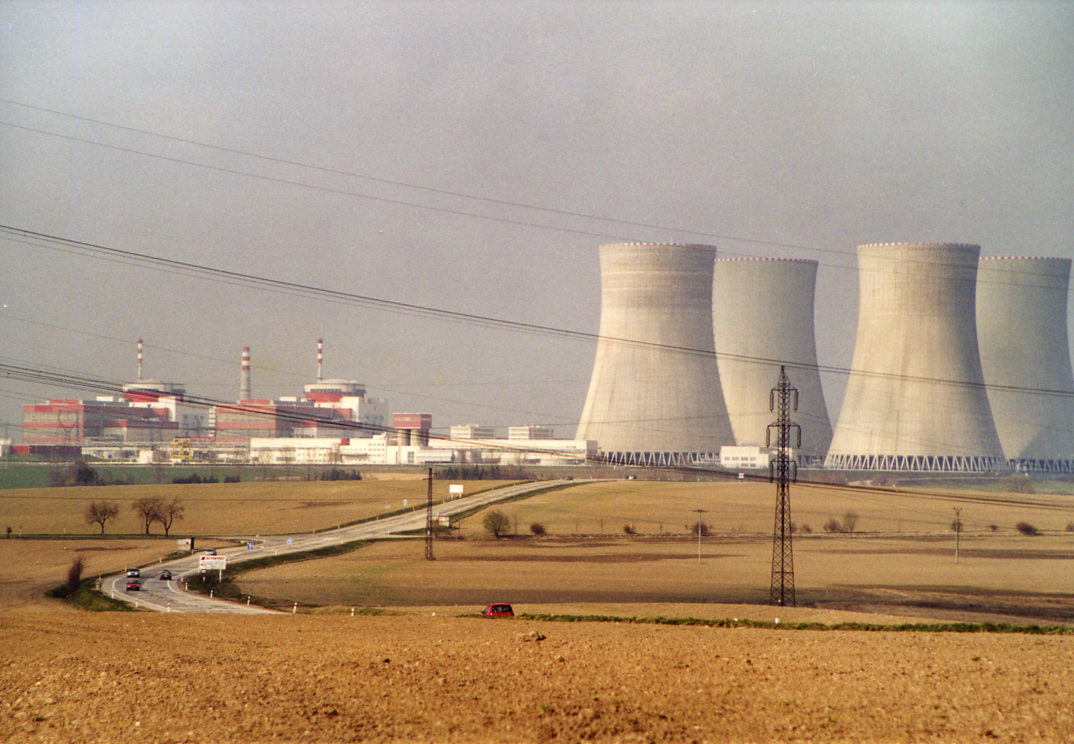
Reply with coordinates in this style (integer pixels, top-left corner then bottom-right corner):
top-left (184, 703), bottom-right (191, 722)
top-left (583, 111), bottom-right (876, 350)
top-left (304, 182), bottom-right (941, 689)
top-left (47, 579), bottom-right (139, 612)
top-left (517, 612), bottom-right (1074, 635)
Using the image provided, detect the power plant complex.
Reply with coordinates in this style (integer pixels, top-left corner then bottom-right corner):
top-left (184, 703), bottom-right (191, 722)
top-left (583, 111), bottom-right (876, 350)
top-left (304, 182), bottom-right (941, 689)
top-left (8, 242), bottom-right (1074, 474)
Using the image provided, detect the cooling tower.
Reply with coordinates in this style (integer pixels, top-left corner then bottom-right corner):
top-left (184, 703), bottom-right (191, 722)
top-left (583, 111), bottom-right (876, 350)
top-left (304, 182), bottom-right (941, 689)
top-left (825, 243), bottom-right (1004, 472)
top-left (976, 257), bottom-right (1074, 472)
top-left (712, 258), bottom-right (832, 463)
top-left (575, 242), bottom-right (734, 465)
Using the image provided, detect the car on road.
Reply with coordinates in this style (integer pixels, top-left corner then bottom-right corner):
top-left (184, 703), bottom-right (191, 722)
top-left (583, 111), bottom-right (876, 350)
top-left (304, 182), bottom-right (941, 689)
top-left (481, 603), bottom-right (514, 617)
top-left (159, 570), bottom-right (173, 581)
top-left (126, 567), bottom-right (140, 578)
top-left (125, 578), bottom-right (142, 591)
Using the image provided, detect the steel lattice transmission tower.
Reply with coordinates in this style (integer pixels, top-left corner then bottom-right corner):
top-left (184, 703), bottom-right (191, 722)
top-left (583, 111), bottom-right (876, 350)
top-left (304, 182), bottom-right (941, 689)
top-left (767, 365), bottom-right (800, 606)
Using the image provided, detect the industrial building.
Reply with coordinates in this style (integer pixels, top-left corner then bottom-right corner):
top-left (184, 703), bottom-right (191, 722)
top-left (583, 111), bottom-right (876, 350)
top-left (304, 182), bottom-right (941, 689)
top-left (250, 432), bottom-right (595, 467)
top-left (976, 257), bottom-right (1074, 472)
top-left (576, 242), bottom-right (735, 466)
top-left (20, 339), bottom-right (206, 450)
top-left (712, 257), bottom-right (832, 464)
top-left (213, 342), bottom-right (387, 445)
top-left (826, 243), bottom-right (1005, 472)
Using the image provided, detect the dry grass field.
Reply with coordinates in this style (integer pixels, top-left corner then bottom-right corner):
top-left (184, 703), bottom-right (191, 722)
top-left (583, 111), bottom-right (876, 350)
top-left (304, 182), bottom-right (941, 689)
top-left (235, 532), bottom-right (1074, 624)
top-left (0, 478), bottom-right (515, 536)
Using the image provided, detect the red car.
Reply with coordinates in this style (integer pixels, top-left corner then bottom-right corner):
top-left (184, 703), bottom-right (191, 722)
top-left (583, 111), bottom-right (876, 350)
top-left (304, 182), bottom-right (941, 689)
top-left (125, 578), bottom-right (142, 591)
top-left (481, 603), bottom-right (514, 617)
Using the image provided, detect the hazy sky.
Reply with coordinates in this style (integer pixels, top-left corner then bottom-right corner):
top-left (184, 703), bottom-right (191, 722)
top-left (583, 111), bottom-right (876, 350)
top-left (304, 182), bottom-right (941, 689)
top-left (2, 1), bottom-right (1073, 439)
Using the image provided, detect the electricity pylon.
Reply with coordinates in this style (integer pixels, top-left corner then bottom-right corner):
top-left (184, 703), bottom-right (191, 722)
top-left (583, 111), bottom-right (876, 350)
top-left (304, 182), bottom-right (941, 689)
top-left (767, 365), bottom-right (801, 606)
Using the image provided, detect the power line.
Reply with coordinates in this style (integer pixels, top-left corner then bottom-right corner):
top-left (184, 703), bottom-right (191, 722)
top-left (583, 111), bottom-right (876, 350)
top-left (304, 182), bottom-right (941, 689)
top-left (0, 99), bottom-right (836, 256)
top-left (5, 224), bottom-right (1074, 404)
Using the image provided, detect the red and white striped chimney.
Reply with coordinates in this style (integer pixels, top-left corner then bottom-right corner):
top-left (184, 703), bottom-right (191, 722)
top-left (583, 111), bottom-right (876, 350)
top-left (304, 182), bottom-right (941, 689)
top-left (137, 338), bottom-right (143, 381)
top-left (240, 346), bottom-right (251, 401)
top-left (317, 338), bottom-right (323, 381)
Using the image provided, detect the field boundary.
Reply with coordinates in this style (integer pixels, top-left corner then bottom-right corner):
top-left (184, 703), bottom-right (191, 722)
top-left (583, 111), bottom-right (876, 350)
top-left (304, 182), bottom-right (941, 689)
top-left (518, 612), bottom-right (1074, 635)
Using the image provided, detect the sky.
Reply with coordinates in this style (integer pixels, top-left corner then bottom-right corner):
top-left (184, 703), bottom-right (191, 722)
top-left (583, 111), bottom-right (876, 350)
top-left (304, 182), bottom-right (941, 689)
top-left (1, 0), bottom-right (1073, 440)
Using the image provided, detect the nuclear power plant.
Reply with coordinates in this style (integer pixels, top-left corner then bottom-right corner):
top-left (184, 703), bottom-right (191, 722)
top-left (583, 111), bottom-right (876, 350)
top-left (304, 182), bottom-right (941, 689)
top-left (976, 257), bottom-right (1074, 472)
top-left (712, 258), bottom-right (832, 464)
top-left (575, 242), bottom-right (734, 465)
top-left (825, 243), bottom-right (1005, 472)
top-left (12, 237), bottom-right (1074, 476)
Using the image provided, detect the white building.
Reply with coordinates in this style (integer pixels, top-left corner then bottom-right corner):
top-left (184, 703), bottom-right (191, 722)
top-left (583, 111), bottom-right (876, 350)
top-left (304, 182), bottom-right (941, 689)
top-left (508, 425), bottom-right (554, 440)
top-left (719, 445), bottom-right (772, 470)
top-left (450, 424), bottom-right (497, 440)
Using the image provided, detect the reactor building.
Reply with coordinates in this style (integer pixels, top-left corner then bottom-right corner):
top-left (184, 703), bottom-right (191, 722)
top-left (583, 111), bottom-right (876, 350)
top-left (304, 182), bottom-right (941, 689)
top-left (712, 257), bottom-right (832, 464)
top-left (825, 242), bottom-right (1005, 472)
top-left (976, 257), bottom-right (1074, 473)
top-left (575, 242), bottom-right (734, 465)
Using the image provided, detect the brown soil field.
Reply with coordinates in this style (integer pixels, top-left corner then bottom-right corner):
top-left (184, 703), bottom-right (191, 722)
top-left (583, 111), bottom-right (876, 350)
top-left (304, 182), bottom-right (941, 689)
top-left (4, 608), bottom-right (1074, 743)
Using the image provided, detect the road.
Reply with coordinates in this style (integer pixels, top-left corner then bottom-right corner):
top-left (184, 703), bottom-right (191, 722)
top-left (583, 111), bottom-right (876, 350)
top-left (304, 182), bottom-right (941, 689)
top-left (105, 479), bottom-right (572, 613)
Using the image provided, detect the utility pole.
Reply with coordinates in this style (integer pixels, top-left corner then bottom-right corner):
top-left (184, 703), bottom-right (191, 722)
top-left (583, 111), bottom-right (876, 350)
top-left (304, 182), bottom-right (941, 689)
top-left (768, 366), bottom-right (801, 607)
top-left (953, 507), bottom-right (962, 564)
top-left (694, 508), bottom-right (706, 563)
top-left (424, 467), bottom-right (435, 561)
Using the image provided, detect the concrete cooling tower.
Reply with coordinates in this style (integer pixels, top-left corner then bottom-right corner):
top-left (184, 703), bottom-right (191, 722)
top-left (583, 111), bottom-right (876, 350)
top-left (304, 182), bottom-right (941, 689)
top-left (825, 242), bottom-right (1004, 472)
top-left (576, 242), bottom-right (734, 465)
top-left (712, 258), bottom-right (832, 464)
top-left (976, 257), bottom-right (1074, 472)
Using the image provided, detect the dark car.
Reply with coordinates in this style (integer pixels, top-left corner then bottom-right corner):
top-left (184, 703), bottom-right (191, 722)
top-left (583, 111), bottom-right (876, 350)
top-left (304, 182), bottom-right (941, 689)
top-left (159, 569), bottom-right (173, 581)
top-left (481, 603), bottom-right (514, 617)
top-left (125, 578), bottom-right (142, 591)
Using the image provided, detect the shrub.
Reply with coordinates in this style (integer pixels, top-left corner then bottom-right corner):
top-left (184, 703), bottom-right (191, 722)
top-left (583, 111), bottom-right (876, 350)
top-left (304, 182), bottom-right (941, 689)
top-left (1066, 522), bottom-right (1074, 533)
top-left (483, 510), bottom-right (511, 538)
top-left (989, 524), bottom-right (999, 532)
top-left (1015, 521), bottom-right (1040, 536)
top-left (48, 460), bottom-right (102, 487)
top-left (799, 524), bottom-right (812, 534)
top-left (623, 524), bottom-right (636, 535)
top-left (823, 517), bottom-right (842, 533)
top-left (529, 522), bottom-right (546, 536)
top-left (686, 521), bottom-right (711, 537)
top-left (66, 556), bottom-right (83, 594)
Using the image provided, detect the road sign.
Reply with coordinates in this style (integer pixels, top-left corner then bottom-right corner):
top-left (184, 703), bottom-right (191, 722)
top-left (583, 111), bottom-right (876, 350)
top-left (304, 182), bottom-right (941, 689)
top-left (449, 484), bottom-right (464, 498)
top-left (199, 554), bottom-right (227, 572)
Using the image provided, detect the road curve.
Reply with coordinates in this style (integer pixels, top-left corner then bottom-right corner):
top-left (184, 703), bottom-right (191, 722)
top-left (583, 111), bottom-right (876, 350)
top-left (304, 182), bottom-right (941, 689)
top-left (106, 479), bottom-right (574, 613)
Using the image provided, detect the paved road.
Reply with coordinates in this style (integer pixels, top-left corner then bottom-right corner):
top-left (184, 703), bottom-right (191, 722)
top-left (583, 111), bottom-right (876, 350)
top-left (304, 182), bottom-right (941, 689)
top-left (106, 480), bottom-right (572, 613)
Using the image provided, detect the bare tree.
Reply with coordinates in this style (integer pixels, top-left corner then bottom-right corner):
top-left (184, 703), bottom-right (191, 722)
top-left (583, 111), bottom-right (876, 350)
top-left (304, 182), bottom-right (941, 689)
top-left (841, 511), bottom-right (859, 533)
top-left (157, 498), bottom-right (185, 536)
top-left (132, 497), bottom-right (165, 535)
top-left (84, 501), bottom-right (119, 534)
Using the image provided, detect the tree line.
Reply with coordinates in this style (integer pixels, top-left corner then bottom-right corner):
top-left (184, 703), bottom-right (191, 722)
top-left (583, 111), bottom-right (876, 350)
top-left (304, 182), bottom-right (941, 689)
top-left (84, 497), bottom-right (185, 536)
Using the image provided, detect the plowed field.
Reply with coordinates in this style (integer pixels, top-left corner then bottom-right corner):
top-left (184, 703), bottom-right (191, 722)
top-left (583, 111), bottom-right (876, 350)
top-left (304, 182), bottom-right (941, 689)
top-left (3, 608), bottom-right (1074, 742)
